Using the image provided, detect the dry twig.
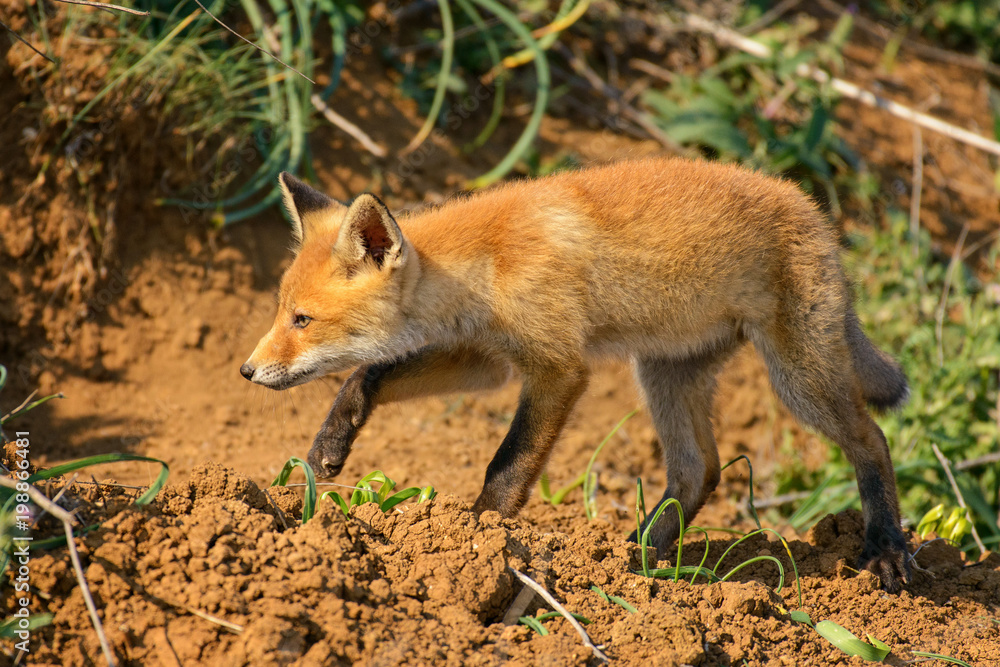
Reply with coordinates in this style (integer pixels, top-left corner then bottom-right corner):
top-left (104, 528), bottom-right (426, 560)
top-left (0, 18), bottom-right (56, 63)
top-left (954, 451), bottom-right (1000, 472)
top-left (934, 222), bottom-right (969, 367)
top-left (814, 0), bottom-right (1000, 78)
top-left (0, 477), bottom-right (117, 666)
top-left (681, 13), bottom-right (1000, 157)
top-left (509, 568), bottom-right (609, 663)
top-left (739, 0), bottom-right (802, 34)
top-left (262, 487), bottom-right (290, 530)
top-left (930, 443), bottom-right (987, 554)
top-left (53, 0), bottom-right (149, 16)
top-left (310, 94), bottom-right (387, 158)
top-left (191, 0), bottom-right (315, 84)
top-left (909, 127), bottom-right (923, 260)
top-left (558, 43), bottom-right (695, 157)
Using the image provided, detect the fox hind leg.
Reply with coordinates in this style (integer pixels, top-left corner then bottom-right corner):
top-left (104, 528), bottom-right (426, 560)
top-left (629, 348), bottom-right (734, 552)
top-left (748, 320), bottom-right (911, 592)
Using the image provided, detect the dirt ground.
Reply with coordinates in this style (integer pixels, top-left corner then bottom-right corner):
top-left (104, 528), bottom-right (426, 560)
top-left (2, 1), bottom-right (999, 665)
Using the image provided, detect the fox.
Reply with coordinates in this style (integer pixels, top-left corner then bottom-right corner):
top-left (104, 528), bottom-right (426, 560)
top-left (240, 157), bottom-right (912, 592)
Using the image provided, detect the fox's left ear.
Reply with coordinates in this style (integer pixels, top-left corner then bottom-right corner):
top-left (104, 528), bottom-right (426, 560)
top-left (279, 172), bottom-right (347, 245)
top-left (336, 194), bottom-right (405, 271)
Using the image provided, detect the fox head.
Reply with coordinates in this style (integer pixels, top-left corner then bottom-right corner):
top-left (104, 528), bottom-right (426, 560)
top-left (240, 173), bottom-right (416, 389)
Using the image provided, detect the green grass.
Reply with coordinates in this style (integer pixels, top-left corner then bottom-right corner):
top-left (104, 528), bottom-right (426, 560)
top-left (270, 457), bottom-right (436, 522)
top-left (0, 366), bottom-right (170, 638)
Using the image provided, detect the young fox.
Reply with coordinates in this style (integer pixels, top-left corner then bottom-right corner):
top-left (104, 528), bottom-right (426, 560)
top-left (240, 158), bottom-right (911, 592)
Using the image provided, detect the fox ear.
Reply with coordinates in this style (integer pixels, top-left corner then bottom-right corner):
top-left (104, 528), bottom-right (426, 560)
top-left (336, 194), bottom-right (404, 271)
top-left (278, 172), bottom-right (346, 244)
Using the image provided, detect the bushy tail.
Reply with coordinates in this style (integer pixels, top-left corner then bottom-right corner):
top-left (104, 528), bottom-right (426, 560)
top-left (845, 309), bottom-right (909, 411)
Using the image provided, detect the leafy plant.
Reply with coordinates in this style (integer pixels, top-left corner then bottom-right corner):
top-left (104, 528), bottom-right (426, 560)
top-left (538, 409), bottom-right (637, 516)
top-left (518, 610), bottom-right (591, 636)
top-left (640, 21), bottom-right (865, 214)
top-left (916, 503), bottom-right (973, 544)
top-left (1, 367), bottom-right (170, 636)
top-left (270, 458), bottom-right (436, 522)
top-left (320, 470), bottom-right (437, 517)
top-left (634, 463), bottom-right (804, 610)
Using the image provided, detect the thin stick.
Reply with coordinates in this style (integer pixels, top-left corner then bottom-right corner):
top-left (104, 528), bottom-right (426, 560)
top-left (558, 44), bottom-right (693, 157)
top-left (752, 490), bottom-right (814, 510)
top-left (954, 451), bottom-right (1000, 471)
top-left (31, 473), bottom-right (79, 527)
top-left (0, 18), bottom-right (56, 63)
top-left (681, 13), bottom-right (1000, 157)
top-left (0, 477), bottom-right (116, 666)
top-left (931, 443), bottom-right (986, 554)
top-left (909, 127), bottom-right (923, 260)
top-left (509, 568), bottom-right (609, 663)
top-left (70, 480), bottom-right (146, 490)
top-left (629, 58), bottom-right (674, 84)
top-left (814, 0), bottom-right (1000, 79)
top-left (171, 603), bottom-right (243, 633)
top-left (311, 94), bottom-right (387, 157)
top-left (2, 390), bottom-right (38, 423)
top-left (935, 222), bottom-right (969, 367)
top-left (53, 0), bottom-right (149, 16)
top-left (263, 487), bottom-right (289, 531)
top-left (739, 0), bottom-right (802, 34)
top-left (191, 0), bottom-right (315, 84)
top-left (283, 481), bottom-right (369, 491)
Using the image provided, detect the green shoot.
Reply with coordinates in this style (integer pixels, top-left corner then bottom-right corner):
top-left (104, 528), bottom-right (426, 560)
top-left (518, 610), bottom-right (591, 635)
top-left (910, 652), bottom-right (974, 667)
top-left (582, 410), bottom-right (637, 520)
top-left (270, 457), bottom-right (317, 524)
top-left (638, 492), bottom-right (684, 580)
top-left (590, 585), bottom-right (637, 614)
top-left (916, 504), bottom-right (973, 544)
top-left (813, 621), bottom-right (891, 662)
top-left (721, 455), bottom-right (762, 530)
top-left (789, 610), bottom-right (814, 627)
top-left (0, 613), bottom-right (54, 639)
top-left (319, 470), bottom-right (436, 517)
top-left (632, 477), bottom-right (803, 608)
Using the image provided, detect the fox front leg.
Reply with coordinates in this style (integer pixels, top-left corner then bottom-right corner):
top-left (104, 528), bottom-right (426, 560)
top-left (308, 346), bottom-right (513, 478)
top-left (308, 364), bottom-right (380, 478)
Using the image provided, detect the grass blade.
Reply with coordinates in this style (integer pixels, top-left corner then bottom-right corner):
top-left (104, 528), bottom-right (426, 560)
top-left (814, 620), bottom-right (891, 661)
top-left (402, 0), bottom-right (455, 154)
top-left (790, 610), bottom-right (814, 627)
top-left (466, 0), bottom-right (550, 188)
top-left (27, 453), bottom-right (169, 506)
top-left (519, 615), bottom-right (548, 635)
top-left (270, 456), bottom-right (317, 523)
top-left (910, 651), bottom-right (973, 667)
top-left (583, 410), bottom-right (637, 520)
top-left (721, 454), bottom-right (761, 529)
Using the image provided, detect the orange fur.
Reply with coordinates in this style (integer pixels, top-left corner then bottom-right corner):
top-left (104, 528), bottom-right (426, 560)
top-left (241, 158), bottom-right (911, 592)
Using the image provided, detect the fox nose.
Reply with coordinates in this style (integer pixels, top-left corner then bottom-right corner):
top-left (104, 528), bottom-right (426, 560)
top-left (240, 362), bottom-right (255, 381)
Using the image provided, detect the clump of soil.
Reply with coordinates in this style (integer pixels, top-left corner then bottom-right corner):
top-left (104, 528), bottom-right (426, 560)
top-left (10, 463), bottom-right (998, 666)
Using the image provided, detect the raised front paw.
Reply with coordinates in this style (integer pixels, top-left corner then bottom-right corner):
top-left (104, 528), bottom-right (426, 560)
top-left (859, 533), bottom-right (912, 594)
top-left (307, 416), bottom-right (357, 478)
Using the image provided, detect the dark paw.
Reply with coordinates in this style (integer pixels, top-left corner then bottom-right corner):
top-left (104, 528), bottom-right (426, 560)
top-left (859, 542), bottom-right (912, 594)
top-left (307, 447), bottom-right (344, 479)
top-left (306, 424), bottom-right (354, 479)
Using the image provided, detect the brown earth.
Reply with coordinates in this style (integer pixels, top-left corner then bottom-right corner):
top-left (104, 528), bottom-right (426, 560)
top-left (2, 1), bottom-right (1000, 665)
top-left (9, 460), bottom-right (1000, 667)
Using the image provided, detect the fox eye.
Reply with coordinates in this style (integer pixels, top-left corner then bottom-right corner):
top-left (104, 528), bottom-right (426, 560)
top-left (293, 313), bottom-right (312, 329)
